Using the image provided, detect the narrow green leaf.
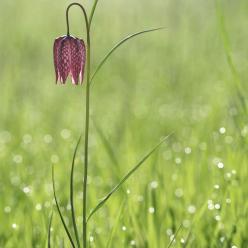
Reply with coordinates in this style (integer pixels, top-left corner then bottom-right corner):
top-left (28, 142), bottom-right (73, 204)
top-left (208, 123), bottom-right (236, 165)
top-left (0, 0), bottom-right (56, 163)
top-left (90, 27), bottom-right (166, 86)
top-left (183, 230), bottom-right (192, 248)
top-left (87, 133), bottom-right (173, 222)
top-left (52, 165), bottom-right (76, 248)
top-left (89, 0), bottom-right (99, 28)
top-left (106, 199), bottom-right (126, 248)
top-left (70, 136), bottom-right (82, 248)
top-left (47, 212), bottom-right (53, 248)
top-left (215, 0), bottom-right (247, 114)
top-left (167, 223), bottom-right (182, 248)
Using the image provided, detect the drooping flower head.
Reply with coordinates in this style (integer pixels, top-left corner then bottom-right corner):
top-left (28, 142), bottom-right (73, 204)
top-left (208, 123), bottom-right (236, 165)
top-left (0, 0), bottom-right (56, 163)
top-left (53, 35), bottom-right (86, 85)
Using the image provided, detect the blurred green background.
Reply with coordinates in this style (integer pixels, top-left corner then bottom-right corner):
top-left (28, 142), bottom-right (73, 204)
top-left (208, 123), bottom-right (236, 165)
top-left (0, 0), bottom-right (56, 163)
top-left (0, 0), bottom-right (248, 247)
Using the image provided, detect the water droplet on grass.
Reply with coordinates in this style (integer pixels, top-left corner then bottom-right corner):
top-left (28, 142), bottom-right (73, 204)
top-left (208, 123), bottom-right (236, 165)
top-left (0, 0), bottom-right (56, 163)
top-left (208, 201), bottom-right (214, 210)
top-left (12, 223), bottom-right (18, 229)
top-left (51, 154), bottom-right (59, 164)
top-left (166, 229), bottom-right (173, 236)
top-left (175, 157), bottom-right (182, 165)
top-left (35, 203), bottom-right (42, 211)
top-left (13, 155), bottom-right (23, 164)
top-left (122, 226), bottom-right (127, 231)
top-left (215, 215), bottom-right (221, 221)
top-left (0, 131), bottom-right (12, 143)
top-left (148, 207), bottom-right (155, 214)
top-left (44, 134), bottom-right (53, 143)
top-left (23, 186), bottom-right (31, 194)
top-left (150, 181), bottom-right (158, 189)
top-left (175, 188), bottom-right (183, 198)
top-left (130, 240), bottom-right (136, 246)
top-left (214, 203), bottom-right (221, 210)
top-left (23, 134), bottom-right (32, 144)
top-left (217, 162), bottom-right (224, 169)
top-left (183, 219), bottom-right (191, 228)
top-left (214, 184), bottom-right (220, 189)
top-left (220, 237), bottom-right (225, 242)
top-left (61, 129), bottom-right (71, 139)
top-left (4, 206), bottom-right (11, 213)
top-left (184, 147), bottom-right (191, 154)
top-left (187, 205), bottom-right (196, 214)
top-left (219, 127), bottom-right (226, 134)
top-left (136, 195), bottom-right (144, 202)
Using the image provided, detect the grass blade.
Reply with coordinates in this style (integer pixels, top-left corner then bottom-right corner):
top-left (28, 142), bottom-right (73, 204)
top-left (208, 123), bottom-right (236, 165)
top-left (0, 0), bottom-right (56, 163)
top-left (106, 199), bottom-right (126, 248)
top-left (47, 212), bottom-right (53, 248)
top-left (215, 0), bottom-right (247, 114)
top-left (167, 223), bottom-right (182, 248)
top-left (90, 27), bottom-right (166, 86)
top-left (87, 133), bottom-right (173, 222)
top-left (52, 165), bottom-right (76, 248)
top-left (70, 136), bottom-right (82, 248)
top-left (89, 0), bottom-right (99, 27)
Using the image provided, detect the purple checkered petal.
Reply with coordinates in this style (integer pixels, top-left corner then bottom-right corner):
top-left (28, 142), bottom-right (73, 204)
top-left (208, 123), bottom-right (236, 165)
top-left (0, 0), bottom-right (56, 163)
top-left (71, 38), bottom-right (86, 85)
top-left (53, 35), bottom-right (86, 85)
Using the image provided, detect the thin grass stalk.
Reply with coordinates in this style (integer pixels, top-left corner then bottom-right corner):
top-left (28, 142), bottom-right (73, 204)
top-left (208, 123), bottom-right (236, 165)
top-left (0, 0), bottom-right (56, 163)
top-left (83, 10), bottom-right (91, 248)
top-left (52, 165), bottom-right (76, 248)
top-left (167, 224), bottom-right (182, 248)
top-left (47, 212), bottom-right (53, 248)
top-left (70, 136), bottom-right (82, 248)
top-left (89, 0), bottom-right (99, 27)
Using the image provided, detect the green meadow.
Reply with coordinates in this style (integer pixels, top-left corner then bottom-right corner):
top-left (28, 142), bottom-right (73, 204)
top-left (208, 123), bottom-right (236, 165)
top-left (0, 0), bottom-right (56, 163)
top-left (0, 0), bottom-right (247, 247)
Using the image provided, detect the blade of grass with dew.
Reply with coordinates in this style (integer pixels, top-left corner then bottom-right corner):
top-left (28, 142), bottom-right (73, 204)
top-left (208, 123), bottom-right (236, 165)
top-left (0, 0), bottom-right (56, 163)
top-left (47, 212), bottom-right (53, 248)
top-left (89, 0), bottom-right (99, 27)
top-left (215, 0), bottom-right (247, 114)
top-left (70, 135), bottom-right (82, 248)
top-left (87, 133), bottom-right (173, 222)
top-left (90, 27), bottom-right (166, 86)
top-left (106, 199), bottom-right (126, 248)
top-left (52, 165), bottom-right (76, 248)
top-left (183, 230), bottom-right (192, 248)
top-left (167, 223), bottom-right (182, 248)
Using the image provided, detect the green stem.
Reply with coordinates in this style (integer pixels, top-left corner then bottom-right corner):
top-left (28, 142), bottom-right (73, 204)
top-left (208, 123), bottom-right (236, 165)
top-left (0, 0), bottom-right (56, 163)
top-left (66, 3), bottom-right (91, 247)
top-left (89, 0), bottom-right (99, 27)
top-left (83, 41), bottom-right (91, 248)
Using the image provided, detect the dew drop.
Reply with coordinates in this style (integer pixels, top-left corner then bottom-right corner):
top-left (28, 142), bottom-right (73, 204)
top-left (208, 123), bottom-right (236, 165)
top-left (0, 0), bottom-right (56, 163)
top-left (219, 127), bottom-right (226, 134)
top-left (187, 205), bottom-right (196, 214)
top-left (148, 207), bottom-right (155, 214)
top-left (35, 203), bottom-right (42, 211)
top-left (44, 134), bottom-right (53, 144)
top-left (51, 154), bottom-right (59, 164)
top-left (150, 181), bottom-right (158, 189)
top-left (130, 240), bottom-right (136, 246)
top-left (217, 162), bottom-right (224, 169)
top-left (61, 129), bottom-right (71, 139)
top-left (184, 147), bottom-right (192, 154)
top-left (4, 206), bottom-right (11, 213)
top-left (122, 226), bottom-right (127, 231)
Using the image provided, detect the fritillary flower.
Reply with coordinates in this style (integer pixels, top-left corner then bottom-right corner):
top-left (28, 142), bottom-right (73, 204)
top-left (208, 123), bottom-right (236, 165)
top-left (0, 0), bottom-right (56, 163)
top-left (53, 35), bottom-right (86, 85)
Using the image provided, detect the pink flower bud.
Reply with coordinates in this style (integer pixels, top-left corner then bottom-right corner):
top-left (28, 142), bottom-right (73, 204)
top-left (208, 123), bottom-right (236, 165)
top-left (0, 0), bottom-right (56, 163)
top-left (53, 35), bottom-right (86, 85)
